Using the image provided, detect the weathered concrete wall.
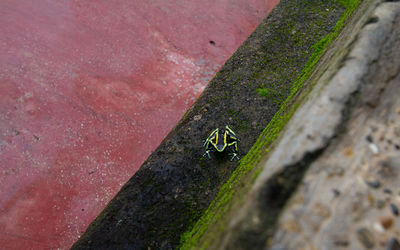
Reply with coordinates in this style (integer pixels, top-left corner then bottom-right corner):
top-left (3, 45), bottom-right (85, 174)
top-left (271, 2), bottom-right (400, 249)
top-left (207, 0), bottom-right (400, 249)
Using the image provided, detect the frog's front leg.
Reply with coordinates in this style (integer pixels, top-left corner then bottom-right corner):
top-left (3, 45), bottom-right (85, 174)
top-left (203, 138), bottom-right (212, 159)
top-left (203, 149), bottom-right (212, 159)
top-left (229, 152), bottom-right (240, 161)
top-left (229, 143), bottom-right (240, 161)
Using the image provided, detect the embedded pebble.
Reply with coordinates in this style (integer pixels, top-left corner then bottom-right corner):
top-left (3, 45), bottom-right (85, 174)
top-left (394, 126), bottom-right (400, 137)
top-left (369, 143), bottom-right (379, 154)
top-left (390, 203), bottom-right (399, 216)
top-left (327, 166), bottom-right (345, 177)
top-left (311, 203), bottom-right (331, 218)
top-left (380, 216), bottom-right (393, 230)
top-left (193, 115), bottom-right (202, 121)
top-left (334, 240), bottom-right (349, 247)
top-left (379, 160), bottom-right (396, 178)
top-left (373, 222), bottom-right (385, 233)
top-left (357, 228), bottom-right (375, 249)
top-left (367, 194), bottom-right (375, 205)
top-left (343, 146), bottom-right (354, 158)
top-left (366, 135), bottom-right (373, 143)
top-left (377, 199), bottom-right (386, 209)
top-left (366, 180), bottom-right (381, 189)
top-left (332, 189), bottom-right (341, 197)
top-left (384, 188), bottom-right (393, 194)
top-left (386, 238), bottom-right (400, 250)
top-left (282, 219), bottom-right (301, 233)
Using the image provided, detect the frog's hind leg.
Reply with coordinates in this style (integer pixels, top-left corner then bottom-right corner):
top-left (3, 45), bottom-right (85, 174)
top-left (203, 150), bottom-right (212, 159)
top-left (229, 146), bottom-right (240, 161)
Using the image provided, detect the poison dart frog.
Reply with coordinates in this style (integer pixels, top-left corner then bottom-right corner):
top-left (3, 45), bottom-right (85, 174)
top-left (203, 125), bottom-right (240, 161)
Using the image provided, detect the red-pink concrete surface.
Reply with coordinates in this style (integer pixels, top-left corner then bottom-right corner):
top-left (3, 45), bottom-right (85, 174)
top-left (0, 0), bottom-right (278, 248)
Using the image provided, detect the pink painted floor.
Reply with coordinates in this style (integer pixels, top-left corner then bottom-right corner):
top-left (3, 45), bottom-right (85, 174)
top-left (0, 0), bottom-right (278, 249)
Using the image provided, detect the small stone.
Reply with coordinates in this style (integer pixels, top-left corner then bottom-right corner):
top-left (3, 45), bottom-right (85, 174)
top-left (394, 126), bottom-right (400, 137)
top-left (377, 199), bottom-right (386, 209)
top-left (251, 215), bottom-right (260, 225)
top-left (379, 159), bottom-right (397, 178)
top-left (334, 240), bottom-right (349, 247)
top-left (193, 114), bottom-right (202, 121)
top-left (368, 194), bottom-right (375, 205)
top-left (332, 189), bottom-right (341, 197)
top-left (373, 222), bottom-right (385, 233)
top-left (11, 128), bottom-right (20, 136)
top-left (327, 166), bottom-right (344, 177)
top-left (343, 146), bottom-right (354, 158)
top-left (369, 143), bottom-right (379, 155)
top-left (390, 203), bottom-right (399, 216)
top-left (306, 134), bottom-right (315, 141)
top-left (366, 180), bottom-right (381, 189)
top-left (386, 238), bottom-right (400, 250)
top-left (312, 202), bottom-right (331, 218)
top-left (352, 200), bottom-right (361, 212)
top-left (384, 189), bottom-right (393, 194)
top-left (366, 135), bottom-right (373, 143)
top-left (380, 216), bottom-right (393, 230)
top-left (395, 144), bottom-right (400, 150)
top-left (282, 219), bottom-right (301, 232)
top-left (357, 228), bottom-right (375, 249)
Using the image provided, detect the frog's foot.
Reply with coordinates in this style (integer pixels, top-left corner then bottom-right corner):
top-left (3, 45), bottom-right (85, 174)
top-left (229, 153), bottom-right (240, 161)
top-left (203, 150), bottom-right (211, 159)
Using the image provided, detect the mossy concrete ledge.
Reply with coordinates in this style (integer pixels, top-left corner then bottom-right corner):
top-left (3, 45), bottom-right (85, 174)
top-left (72, 0), bottom-right (355, 249)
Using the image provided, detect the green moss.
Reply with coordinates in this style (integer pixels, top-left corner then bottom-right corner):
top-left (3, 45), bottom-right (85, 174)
top-left (179, 0), bottom-right (361, 248)
top-left (252, 0), bottom-right (343, 110)
top-left (252, 168), bottom-right (262, 182)
top-left (257, 86), bottom-right (285, 105)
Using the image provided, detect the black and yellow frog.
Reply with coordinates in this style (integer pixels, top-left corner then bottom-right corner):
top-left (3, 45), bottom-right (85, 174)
top-left (203, 125), bottom-right (240, 161)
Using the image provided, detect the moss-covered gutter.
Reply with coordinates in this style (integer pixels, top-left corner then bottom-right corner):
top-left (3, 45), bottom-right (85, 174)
top-left (72, 0), bottom-right (360, 249)
top-left (179, 0), bottom-right (362, 249)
